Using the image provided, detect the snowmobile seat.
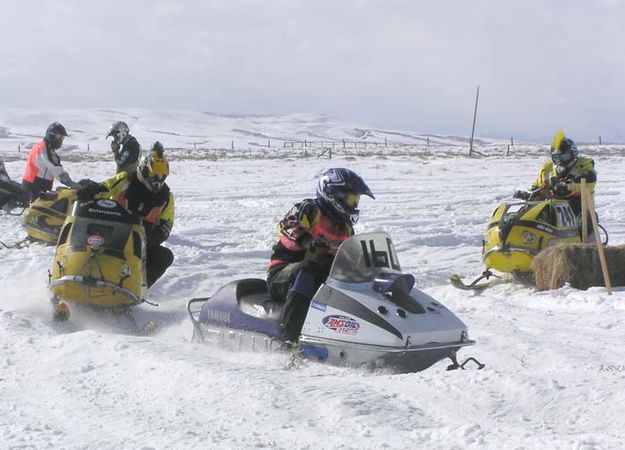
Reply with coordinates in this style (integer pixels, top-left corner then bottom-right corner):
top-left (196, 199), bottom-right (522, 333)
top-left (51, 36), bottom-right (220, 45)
top-left (235, 278), bottom-right (283, 321)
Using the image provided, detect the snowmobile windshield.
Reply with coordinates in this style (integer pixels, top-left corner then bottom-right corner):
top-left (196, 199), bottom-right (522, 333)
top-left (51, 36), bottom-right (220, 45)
top-left (329, 232), bottom-right (403, 283)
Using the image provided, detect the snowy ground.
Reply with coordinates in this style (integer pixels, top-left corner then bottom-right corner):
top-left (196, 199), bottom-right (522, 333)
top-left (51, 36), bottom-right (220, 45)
top-left (1, 151), bottom-right (625, 449)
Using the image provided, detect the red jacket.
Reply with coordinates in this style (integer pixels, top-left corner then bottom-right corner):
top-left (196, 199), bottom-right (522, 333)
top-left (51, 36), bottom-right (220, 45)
top-left (269, 199), bottom-right (353, 273)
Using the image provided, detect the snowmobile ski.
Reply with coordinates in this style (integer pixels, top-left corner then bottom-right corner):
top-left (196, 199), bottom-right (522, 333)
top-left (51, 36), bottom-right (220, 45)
top-left (53, 301), bottom-right (71, 321)
top-left (0, 236), bottom-right (32, 250)
top-left (449, 271), bottom-right (505, 291)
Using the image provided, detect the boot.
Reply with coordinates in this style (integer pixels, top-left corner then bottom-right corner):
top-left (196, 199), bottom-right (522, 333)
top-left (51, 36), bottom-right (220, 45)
top-left (280, 291), bottom-right (312, 343)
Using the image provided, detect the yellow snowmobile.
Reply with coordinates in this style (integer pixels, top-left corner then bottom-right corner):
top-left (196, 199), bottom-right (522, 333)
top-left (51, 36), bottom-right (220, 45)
top-left (21, 188), bottom-right (77, 245)
top-left (49, 198), bottom-right (148, 319)
top-left (450, 187), bottom-right (584, 290)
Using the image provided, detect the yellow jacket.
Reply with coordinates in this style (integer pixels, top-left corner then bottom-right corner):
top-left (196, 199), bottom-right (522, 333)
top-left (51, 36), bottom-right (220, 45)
top-left (98, 171), bottom-right (174, 245)
top-left (531, 157), bottom-right (596, 196)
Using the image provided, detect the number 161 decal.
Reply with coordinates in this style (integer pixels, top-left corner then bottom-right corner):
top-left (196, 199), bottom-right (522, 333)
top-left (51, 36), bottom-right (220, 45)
top-left (360, 238), bottom-right (401, 270)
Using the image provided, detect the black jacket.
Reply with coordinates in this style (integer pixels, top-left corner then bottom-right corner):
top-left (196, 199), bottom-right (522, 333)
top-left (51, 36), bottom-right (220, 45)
top-left (114, 135), bottom-right (141, 174)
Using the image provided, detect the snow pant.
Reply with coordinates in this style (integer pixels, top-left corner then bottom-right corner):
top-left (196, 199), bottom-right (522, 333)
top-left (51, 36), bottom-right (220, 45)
top-left (267, 261), bottom-right (329, 342)
top-left (146, 245), bottom-right (174, 288)
top-left (22, 177), bottom-right (53, 203)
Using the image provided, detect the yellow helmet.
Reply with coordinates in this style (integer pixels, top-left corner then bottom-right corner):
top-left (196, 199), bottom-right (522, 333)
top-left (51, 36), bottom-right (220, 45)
top-left (137, 142), bottom-right (169, 192)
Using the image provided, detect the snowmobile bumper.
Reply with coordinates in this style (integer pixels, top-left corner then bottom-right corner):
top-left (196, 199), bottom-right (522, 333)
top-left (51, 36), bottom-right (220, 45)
top-left (482, 246), bottom-right (536, 273)
top-left (298, 335), bottom-right (475, 373)
top-left (49, 275), bottom-right (142, 308)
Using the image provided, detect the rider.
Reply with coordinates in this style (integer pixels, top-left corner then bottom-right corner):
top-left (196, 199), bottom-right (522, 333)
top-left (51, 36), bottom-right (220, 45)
top-left (514, 130), bottom-right (596, 217)
top-left (78, 142), bottom-right (174, 288)
top-left (107, 121), bottom-right (141, 174)
top-left (21, 122), bottom-right (80, 202)
top-left (267, 168), bottom-right (374, 342)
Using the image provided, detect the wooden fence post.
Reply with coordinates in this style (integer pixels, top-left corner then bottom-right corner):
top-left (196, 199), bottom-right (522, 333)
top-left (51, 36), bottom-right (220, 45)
top-left (469, 85), bottom-right (480, 156)
top-left (584, 186), bottom-right (611, 295)
top-left (581, 179), bottom-right (588, 243)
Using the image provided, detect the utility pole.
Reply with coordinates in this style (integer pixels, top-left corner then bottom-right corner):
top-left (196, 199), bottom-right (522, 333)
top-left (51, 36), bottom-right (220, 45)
top-left (469, 85), bottom-right (480, 156)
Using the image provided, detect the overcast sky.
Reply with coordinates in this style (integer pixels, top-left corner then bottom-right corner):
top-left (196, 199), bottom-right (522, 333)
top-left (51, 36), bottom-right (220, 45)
top-left (1, 0), bottom-right (624, 141)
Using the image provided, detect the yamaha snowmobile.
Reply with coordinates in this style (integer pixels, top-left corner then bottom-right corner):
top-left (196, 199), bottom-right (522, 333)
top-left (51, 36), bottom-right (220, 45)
top-left (48, 198), bottom-right (148, 323)
top-left (450, 186), bottom-right (604, 290)
top-left (188, 232), bottom-right (479, 373)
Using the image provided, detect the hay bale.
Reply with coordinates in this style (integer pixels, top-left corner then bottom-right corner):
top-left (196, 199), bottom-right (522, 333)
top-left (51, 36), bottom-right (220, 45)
top-left (532, 244), bottom-right (625, 291)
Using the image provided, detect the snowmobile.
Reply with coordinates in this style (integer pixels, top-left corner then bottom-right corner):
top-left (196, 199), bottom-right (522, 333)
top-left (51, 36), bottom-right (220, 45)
top-left (0, 161), bottom-right (28, 215)
top-left (48, 198), bottom-right (148, 320)
top-left (21, 188), bottom-right (77, 245)
top-left (450, 186), bottom-right (604, 290)
top-left (188, 232), bottom-right (481, 373)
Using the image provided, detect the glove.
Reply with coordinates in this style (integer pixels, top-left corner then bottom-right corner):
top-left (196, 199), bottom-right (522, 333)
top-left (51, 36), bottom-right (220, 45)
top-left (554, 181), bottom-right (570, 197)
top-left (300, 234), bottom-right (332, 261)
top-left (111, 141), bottom-right (121, 153)
top-left (77, 181), bottom-right (105, 202)
top-left (513, 190), bottom-right (530, 200)
top-left (146, 221), bottom-right (172, 247)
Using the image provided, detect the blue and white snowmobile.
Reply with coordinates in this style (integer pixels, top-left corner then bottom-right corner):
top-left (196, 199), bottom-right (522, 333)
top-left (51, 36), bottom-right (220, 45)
top-left (188, 232), bottom-right (481, 373)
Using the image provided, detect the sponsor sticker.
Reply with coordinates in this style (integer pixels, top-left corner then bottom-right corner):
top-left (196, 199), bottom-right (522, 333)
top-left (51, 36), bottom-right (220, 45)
top-left (310, 300), bottom-right (327, 312)
top-left (322, 315), bottom-right (360, 334)
top-left (96, 199), bottom-right (117, 209)
top-left (87, 235), bottom-right (105, 248)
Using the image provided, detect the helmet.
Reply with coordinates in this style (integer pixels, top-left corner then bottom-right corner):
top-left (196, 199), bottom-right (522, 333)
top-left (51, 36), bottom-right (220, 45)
top-left (550, 130), bottom-right (578, 168)
top-left (316, 168), bottom-right (374, 224)
top-left (107, 121), bottom-right (130, 145)
top-left (136, 142), bottom-right (169, 192)
top-left (45, 122), bottom-right (68, 150)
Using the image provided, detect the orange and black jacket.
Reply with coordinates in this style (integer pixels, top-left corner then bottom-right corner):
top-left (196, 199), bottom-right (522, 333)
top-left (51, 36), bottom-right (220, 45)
top-left (268, 199), bottom-right (353, 274)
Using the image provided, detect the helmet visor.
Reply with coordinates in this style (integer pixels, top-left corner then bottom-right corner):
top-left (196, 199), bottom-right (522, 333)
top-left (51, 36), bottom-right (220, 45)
top-left (108, 130), bottom-right (124, 144)
top-left (141, 170), bottom-right (166, 192)
top-left (551, 151), bottom-right (573, 165)
top-left (344, 192), bottom-right (361, 208)
top-left (140, 162), bottom-right (167, 192)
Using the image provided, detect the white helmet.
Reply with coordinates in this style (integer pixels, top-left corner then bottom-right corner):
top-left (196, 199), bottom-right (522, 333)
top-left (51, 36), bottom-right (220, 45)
top-left (106, 121), bottom-right (130, 145)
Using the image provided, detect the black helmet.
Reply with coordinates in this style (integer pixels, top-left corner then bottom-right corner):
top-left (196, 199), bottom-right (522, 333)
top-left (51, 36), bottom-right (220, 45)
top-left (45, 122), bottom-right (68, 150)
top-left (550, 130), bottom-right (578, 168)
top-left (316, 168), bottom-right (374, 224)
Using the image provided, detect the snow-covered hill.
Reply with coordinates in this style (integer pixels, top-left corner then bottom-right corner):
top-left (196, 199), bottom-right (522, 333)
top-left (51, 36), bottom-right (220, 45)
top-left (0, 108), bottom-right (507, 155)
top-left (1, 117), bottom-right (625, 448)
